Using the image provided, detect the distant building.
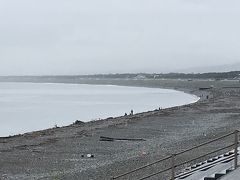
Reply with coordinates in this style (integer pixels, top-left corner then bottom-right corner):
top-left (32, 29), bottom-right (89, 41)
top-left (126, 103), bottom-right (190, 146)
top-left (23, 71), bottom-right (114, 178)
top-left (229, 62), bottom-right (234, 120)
top-left (134, 75), bottom-right (146, 80)
top-left (153, 75), bottom-right (160, 79)
top-left (233, 74), bottom-right (240, 80)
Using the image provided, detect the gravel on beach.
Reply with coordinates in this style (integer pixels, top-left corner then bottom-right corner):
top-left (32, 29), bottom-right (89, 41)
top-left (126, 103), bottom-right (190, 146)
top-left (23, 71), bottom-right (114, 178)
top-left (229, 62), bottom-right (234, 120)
top-left (1, 79), bottom-right (240, 180)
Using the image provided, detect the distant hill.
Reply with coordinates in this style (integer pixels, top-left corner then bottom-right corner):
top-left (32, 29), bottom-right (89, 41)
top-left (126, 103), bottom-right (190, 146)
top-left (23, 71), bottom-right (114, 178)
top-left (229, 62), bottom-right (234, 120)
top-left (177, 63), bottom-right (240, 73)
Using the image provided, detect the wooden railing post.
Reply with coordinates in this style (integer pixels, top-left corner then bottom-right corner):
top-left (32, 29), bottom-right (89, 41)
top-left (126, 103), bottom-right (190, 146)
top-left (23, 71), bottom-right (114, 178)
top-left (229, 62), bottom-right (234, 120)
top-left (234, 130), bottom-right (239, 169)
top-left (171, 154), bottom-right (175, 180)
top-left (112, 131), bottom-right (238, 180)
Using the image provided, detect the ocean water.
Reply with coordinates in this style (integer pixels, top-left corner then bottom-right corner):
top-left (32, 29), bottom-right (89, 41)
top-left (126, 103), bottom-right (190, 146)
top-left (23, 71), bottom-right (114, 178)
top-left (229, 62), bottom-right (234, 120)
top-left (0, 82), bottom-right (199, 136)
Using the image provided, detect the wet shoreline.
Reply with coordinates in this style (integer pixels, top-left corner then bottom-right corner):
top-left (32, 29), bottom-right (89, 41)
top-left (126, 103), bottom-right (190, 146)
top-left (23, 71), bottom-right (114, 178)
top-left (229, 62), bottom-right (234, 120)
top-left (1, 79), bottom-right (240, 179)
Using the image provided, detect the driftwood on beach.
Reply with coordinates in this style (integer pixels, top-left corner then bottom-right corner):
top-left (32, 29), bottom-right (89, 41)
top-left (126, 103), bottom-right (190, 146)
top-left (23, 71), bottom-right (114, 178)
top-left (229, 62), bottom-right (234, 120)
top-left (100, 136), bottom-right (146, 142)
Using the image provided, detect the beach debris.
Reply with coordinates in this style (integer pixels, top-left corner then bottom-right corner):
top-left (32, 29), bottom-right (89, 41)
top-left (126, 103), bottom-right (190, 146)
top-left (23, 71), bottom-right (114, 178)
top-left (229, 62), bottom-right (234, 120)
top-left (130, 109), bottom-right (134, 115)
top-left (81, 154), bottom-right (94, 158)
top-left (54, 124), bottom-right (59, 128)
top-left (106, 117), bottom-right (114, 120)
top-left (100, 136), bottom-right (146, 142)
top-left (199, 87), bottom-right (213, 90)
top-left (87, 154), bottom-right (94, 158)
top-left (73, 120), bottom-right (85, 125)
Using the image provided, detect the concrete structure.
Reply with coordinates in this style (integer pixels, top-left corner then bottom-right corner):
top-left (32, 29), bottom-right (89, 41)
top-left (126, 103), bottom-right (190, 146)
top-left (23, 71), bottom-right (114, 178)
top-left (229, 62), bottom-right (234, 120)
top-left (221, 167), bottom-right (240, 180)
top-left (176, 148), bottom-right (240, 180)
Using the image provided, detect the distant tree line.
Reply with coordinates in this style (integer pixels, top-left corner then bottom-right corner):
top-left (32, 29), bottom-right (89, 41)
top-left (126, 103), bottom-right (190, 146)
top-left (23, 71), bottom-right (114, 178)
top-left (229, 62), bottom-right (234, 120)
top-left (0, 71), bottom-right (240, 82)
top-left (72, 71), bottom-right (240, 80)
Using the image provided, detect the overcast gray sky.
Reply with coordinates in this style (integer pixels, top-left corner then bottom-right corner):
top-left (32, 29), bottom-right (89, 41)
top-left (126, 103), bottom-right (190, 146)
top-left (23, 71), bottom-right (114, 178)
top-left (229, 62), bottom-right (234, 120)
top-left (0, 0), bottom-right (240, 75)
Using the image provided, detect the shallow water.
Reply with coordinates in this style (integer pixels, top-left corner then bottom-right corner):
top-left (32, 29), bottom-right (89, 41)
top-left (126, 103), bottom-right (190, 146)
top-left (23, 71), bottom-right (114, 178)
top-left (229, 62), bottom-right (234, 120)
top-left (0, 82), bottom-right (199, 136)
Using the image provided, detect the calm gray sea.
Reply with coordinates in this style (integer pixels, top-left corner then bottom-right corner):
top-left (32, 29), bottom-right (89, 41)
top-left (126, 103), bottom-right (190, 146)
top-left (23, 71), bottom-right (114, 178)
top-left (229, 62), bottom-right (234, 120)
top-left (0, 82), bottom-right (199, 136)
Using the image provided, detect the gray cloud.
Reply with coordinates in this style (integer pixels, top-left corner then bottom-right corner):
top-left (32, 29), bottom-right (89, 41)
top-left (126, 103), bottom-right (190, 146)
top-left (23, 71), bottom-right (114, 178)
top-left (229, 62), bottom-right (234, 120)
top-left (0, 0), bottom-right (240, 75)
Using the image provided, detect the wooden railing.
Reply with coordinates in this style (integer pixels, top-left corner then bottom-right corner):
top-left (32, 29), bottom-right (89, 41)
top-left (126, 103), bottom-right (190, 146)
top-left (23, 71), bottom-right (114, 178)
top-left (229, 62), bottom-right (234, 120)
top-left (112, 130), bottom-right (239, 180)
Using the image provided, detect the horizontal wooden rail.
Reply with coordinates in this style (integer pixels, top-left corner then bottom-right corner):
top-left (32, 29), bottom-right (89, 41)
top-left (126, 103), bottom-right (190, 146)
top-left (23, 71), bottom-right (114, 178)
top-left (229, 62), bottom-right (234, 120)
top-left (112, 130), bottom-right (239, 180)
top-left (175, 131), bottom-right (237, 156)
top-left (175, 143), bottom-right (235, 169)
top-left (137, 167), bottom-right (172, 180)
top-left (112, 156), bottom-right (171, 179)
top-left (137, 143), bottom-right (235, 180)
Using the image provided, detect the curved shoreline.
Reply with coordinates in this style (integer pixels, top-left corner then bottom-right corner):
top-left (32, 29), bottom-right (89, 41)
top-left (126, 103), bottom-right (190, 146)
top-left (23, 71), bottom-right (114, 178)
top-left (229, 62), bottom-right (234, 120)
top-left (1, 79), bottom-right (240, 179)
top-left (0, 82), bottom-right (200, 137)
